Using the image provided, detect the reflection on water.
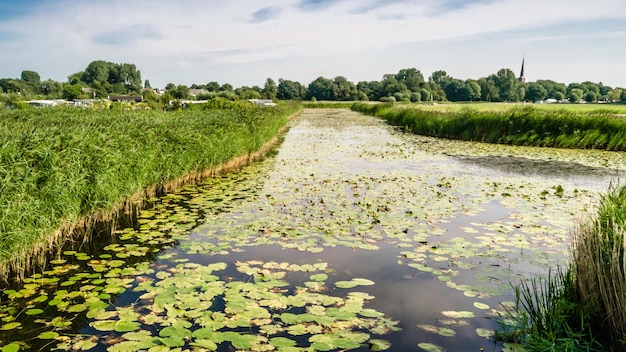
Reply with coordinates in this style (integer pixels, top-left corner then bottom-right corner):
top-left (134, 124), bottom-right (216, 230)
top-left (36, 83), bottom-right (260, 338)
top-left (1, 109), bottom-right (623, 351)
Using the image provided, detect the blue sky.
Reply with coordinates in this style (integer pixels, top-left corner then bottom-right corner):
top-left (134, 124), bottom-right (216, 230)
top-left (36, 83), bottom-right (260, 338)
top-left (1, 0), bottom-right (625, 89)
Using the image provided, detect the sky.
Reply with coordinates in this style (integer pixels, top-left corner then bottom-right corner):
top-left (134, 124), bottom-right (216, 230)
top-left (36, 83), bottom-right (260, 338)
top-left (1, 0), bottom-right (625, 89)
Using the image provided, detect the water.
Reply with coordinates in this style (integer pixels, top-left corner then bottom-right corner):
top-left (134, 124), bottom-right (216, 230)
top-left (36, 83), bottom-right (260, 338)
top-left (1, 109), bottom-right (624, 351)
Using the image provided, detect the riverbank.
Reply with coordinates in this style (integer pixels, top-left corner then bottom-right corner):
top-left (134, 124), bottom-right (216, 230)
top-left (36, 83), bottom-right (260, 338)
top-left (0, 101), bottom-right (301, 280)
top-left (352, 103), bottom-right (626, 151)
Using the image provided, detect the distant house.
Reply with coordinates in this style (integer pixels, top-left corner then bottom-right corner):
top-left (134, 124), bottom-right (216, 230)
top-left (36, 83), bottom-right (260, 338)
top-left (108, 95), bottom-right (143, 103)
top-left (26, 100), bottom-right (59, 107)
top-left (188, 88), bottom-right (209, 97)
top-left (248, 99), bottom-right (276, 107)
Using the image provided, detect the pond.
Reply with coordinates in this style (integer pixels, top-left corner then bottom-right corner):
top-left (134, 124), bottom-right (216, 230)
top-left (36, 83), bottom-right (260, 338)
top-left (1, 108), bottom-right (625, 352)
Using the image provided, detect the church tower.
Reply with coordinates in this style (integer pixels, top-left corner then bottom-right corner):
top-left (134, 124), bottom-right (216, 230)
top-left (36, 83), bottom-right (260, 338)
top-left (518, 57), bottom-right (526, 83)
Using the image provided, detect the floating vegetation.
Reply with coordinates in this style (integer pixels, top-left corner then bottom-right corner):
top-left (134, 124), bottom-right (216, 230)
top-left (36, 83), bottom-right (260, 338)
top-left (1, 109), bottom-right (623, 351)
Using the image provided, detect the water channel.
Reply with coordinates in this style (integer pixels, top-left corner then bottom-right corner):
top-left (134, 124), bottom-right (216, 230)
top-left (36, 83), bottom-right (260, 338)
top-left (1, 108), bottom-right (625, 351)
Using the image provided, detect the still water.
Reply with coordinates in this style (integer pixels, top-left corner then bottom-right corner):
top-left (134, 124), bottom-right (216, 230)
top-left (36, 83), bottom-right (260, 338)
top-left (1, 109), bottom-right (624, 351)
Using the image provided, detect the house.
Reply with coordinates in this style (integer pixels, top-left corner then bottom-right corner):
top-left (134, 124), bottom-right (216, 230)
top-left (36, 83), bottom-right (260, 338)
top-left (108, 95), bottom-right (143, 103)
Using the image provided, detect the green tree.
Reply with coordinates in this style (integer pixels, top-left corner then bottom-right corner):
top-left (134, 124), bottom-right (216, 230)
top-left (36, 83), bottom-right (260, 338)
top-left (170, 85), bottom-right (189, 99)
top-left (443, 79), bottom-right (468, 101)
top-left (525, 82), bottom-right (548, 102)
top-left (219, 83), bottom-right (233, 92)
top-left (20, 70), bottom-right (41, 85)
top-left (306, 76), bottom-right (333, 101)
top-left (206, 81), bottom-right (220, 92)
top-left (331, 76), bottom-right (359, 101)
top-left (465, 80), bottom-right (481, 101)
top-left (62, 84), bottom-right (84, 100)
top-left (567, 88), bottom-right (583, 103)
top-left (419, 88), bottom-right (431, 102)
top-left (493, 68), bottom-right (519, 101)
top-left (262, 78), bottom-right (278, 100)
top-left (395, 68), bottom-right (424, 92)
top-left (277, 79), bottom-right (306, 100)
top-left (478, 77), bottom-right (499, 102)
top-left (606, 88), bottom-right (623, 102)
top-left (40, 79), bottom-right (63, 98)
top-left (583, 91), bottom-right (597, 103)
top-left (144, 80), bottom-right (151, 89)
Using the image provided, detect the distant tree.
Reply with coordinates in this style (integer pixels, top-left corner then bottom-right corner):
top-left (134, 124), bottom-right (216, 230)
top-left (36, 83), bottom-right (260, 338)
top-left (83, 61), bottom-right (110, 84)
top-left (306, 76), bottom-right (333, 101)
top-left (263, 78), bottom-right (278, 100)
top-left (20, 70), bottom-right (41, 85)
top-left (419, 88), bottom-right (431, 102)
top-left (621, 89), bottom-right (626, 102)
top-left (567, 88), bottom-right (584, 103)
top-left (553, 91), bottom-right (565, 101)
top-left (67, 72), bottom-right (84, 85)
top-left (583, 91), bottom-right (597, 103)
top-left (357, 80), bottom-right (384, 101)
top-left (537, 80), bottom-right (567, 100)
top-left (219, 83), bottom-right (233, 92)
top-left (443, 79), bottom-right (468, 101)
top-left (465, 80), bottom-right (481, 101)
top-left (0, 79), bottom-right (25, 94)
top-left (277, 79), bottom-right (306, 100)
top-left (170, 85), bottom-right (189, 99)
top-left (62, 84), bottom-right (84, 100)
top-left (331, 76), bottom-right (359, 100)
top-left (40, 79), bottom-right (63, 98)
top-left (430, 70), bottom-right (449, 86)
top-left (165, 83), bottom-right (176, 91)
top-left (235, 86), bottom-right (262, 100)
top-left (144, 79), bottom-right (151, 89)
top-left (493, 68), bottom-right (519, 101)
top-left (206, 81), bottom-right (220, 92)
top-left (410, 91), bottom-right (421, 102)
top-left (525, 82), bottom-right (548, 102)
top-left (478, 77), bottom-right (499, 102)
top-left (395, 68), bottom-right (424, 92)
top-left (606, 88), bottom-right (623, 102)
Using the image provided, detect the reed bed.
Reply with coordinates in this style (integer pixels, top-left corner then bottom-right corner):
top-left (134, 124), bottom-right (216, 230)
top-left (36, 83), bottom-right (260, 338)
top-left (0, 102), bottom-right (300, 279)
top-left (352, 103), bottom-right (626, 151)
top-left (497, 186), bottom-right (626, 350)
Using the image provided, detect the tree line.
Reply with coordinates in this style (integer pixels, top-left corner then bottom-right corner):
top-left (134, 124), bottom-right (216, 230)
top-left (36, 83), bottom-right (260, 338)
top-left (2, 60), bottom-right (626, 107)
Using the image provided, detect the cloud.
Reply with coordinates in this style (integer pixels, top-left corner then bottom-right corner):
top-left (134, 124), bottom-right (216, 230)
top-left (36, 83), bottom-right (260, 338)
top-left (250, 6), bottom-right (282, 23)
top-left (91, 24), bottom-right (164, 46)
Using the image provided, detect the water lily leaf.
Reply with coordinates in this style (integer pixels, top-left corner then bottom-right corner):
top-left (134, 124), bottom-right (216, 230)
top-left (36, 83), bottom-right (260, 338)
top-left (2, 343), bottom-right (21, 352)
top-left (417, 342), bottom-right (445, 352)
top-left (37, 331), bottom-right (60, 339)
top-left (369, 339), bottom-right (392, 351)
top-left (335, 278), bottom-right (375, 288)
top-left (25, 309), bottom-right (44, 315)
top-left (441, 311), bottom-right (475, 319)
top-left (309, 273), bottom-right (328, 282)
top-left (476, 328), bottom-right (494, 338)
top-left (473, 302), bottom-right (490, 310)
top-left (1, 322), bottom-right (21, 330)
top-left (72, 336), bottom-right (98, 351)
top-left (270, 337), bottom-right (297, 348)
top-left (191, 339), bottom-right (218, 350)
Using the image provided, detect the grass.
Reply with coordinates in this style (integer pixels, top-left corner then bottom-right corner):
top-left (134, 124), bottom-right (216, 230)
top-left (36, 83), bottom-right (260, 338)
top-left (0, 101), bottom-right (301, 279)
top-left (403, 101), bottom-right (626, 114)
top-left (352, 102), bottom-right (626, 151)
top-left (497, 185), bottom-right (626, 351)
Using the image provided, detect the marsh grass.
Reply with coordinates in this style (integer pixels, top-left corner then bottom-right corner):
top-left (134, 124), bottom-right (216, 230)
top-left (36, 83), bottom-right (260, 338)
top-left (497, 186), bottom-right (626, 350)
top-left (0, 102), bottom-right (300, 280)
top-left (352, 103), bottom-right (626, 151)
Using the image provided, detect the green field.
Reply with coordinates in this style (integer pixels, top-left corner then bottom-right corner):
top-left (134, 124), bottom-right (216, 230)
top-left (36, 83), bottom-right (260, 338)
top-left (400, 101), bottom-right (626, 114)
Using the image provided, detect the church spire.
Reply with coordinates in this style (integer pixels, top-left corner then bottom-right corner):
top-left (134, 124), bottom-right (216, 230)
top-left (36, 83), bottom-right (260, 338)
top-left (518, 57), bottom-right (525, 83)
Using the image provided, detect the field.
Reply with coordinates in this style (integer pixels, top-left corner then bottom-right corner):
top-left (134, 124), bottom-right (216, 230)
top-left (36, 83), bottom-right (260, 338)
top-left (402, 101), bottom-right (626, 114)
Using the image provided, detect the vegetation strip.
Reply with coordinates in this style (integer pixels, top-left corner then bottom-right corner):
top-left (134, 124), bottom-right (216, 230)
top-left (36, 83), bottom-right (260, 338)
top-left (0, 101), bottom-right (300, 280)
top-left (352, 103), bottom-right (626, 151)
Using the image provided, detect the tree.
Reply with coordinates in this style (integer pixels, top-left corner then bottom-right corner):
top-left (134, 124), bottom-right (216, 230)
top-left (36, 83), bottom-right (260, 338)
top-left (443, 79), bottom-right (468, 101)
top-left (331, 76), bottom-right (359, 101)
top-left (170, 85), bottom-right (189, 99)
top-left (20, 70), bottom-right (40, 85)
top-left (607, 88), bottom-right (623, 102)
top-left (567, 88), bottom-right (583, 103)
top-left (277, 79), bottom-right (306, 100)
top-left (493, 68), bottom-right (519, 101)
top-left (62, 84), bottom-right (84, 100)
top-left (478, 77), bottom-right (499, 102)
top-left (219, 83), bottom-right (233, 92)
top-left (395, 68), bottom-right (424, 92)
top-left (144, 80), bottom-right (151, 89)
top-left (262, 78), bottom-right (278, 100)
top-left (419, 88), bottom-right (431, 102)
top-left (40, 79), bottom-right (64, 98)
top-left (583, 91), bottom-right (597, 103)
top-left (465, 80), bottom-right (481, 101)
top-left (165, 83), bottom-right (176, 91)
top-left (306, 76), bottom-right (333, 101)
top-left (206, 81), bottom-right (220, 92)
top-left (524, 82), bottom-right (548, 102)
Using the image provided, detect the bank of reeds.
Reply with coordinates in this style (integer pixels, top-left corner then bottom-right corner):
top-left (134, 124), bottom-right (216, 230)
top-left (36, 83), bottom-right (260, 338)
top-left (352, 103), bottom-right (626, 151)
top-left (497, 185), bottom-right (626, 350)
top-left (0, 101), bottom-right (300, 280)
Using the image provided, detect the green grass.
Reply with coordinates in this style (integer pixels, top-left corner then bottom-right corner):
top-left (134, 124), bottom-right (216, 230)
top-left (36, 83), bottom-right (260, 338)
top-left (404, 101), bottom-right (626, 114)
top-left (352, 102), bottom-right (626, 151)
top-left (0, 101), bottom-right (300, 277)
top-left (497, 186), bottom-right (626, 351)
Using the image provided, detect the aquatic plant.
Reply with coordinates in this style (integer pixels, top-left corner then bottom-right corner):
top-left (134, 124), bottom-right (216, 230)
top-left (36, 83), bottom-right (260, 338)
top-left (352, 103), bottom-right (626, 151)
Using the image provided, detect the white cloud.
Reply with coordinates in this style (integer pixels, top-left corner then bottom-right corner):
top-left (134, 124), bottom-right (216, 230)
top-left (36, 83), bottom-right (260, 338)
top-left (0, 0), bottom-right (625, 88)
